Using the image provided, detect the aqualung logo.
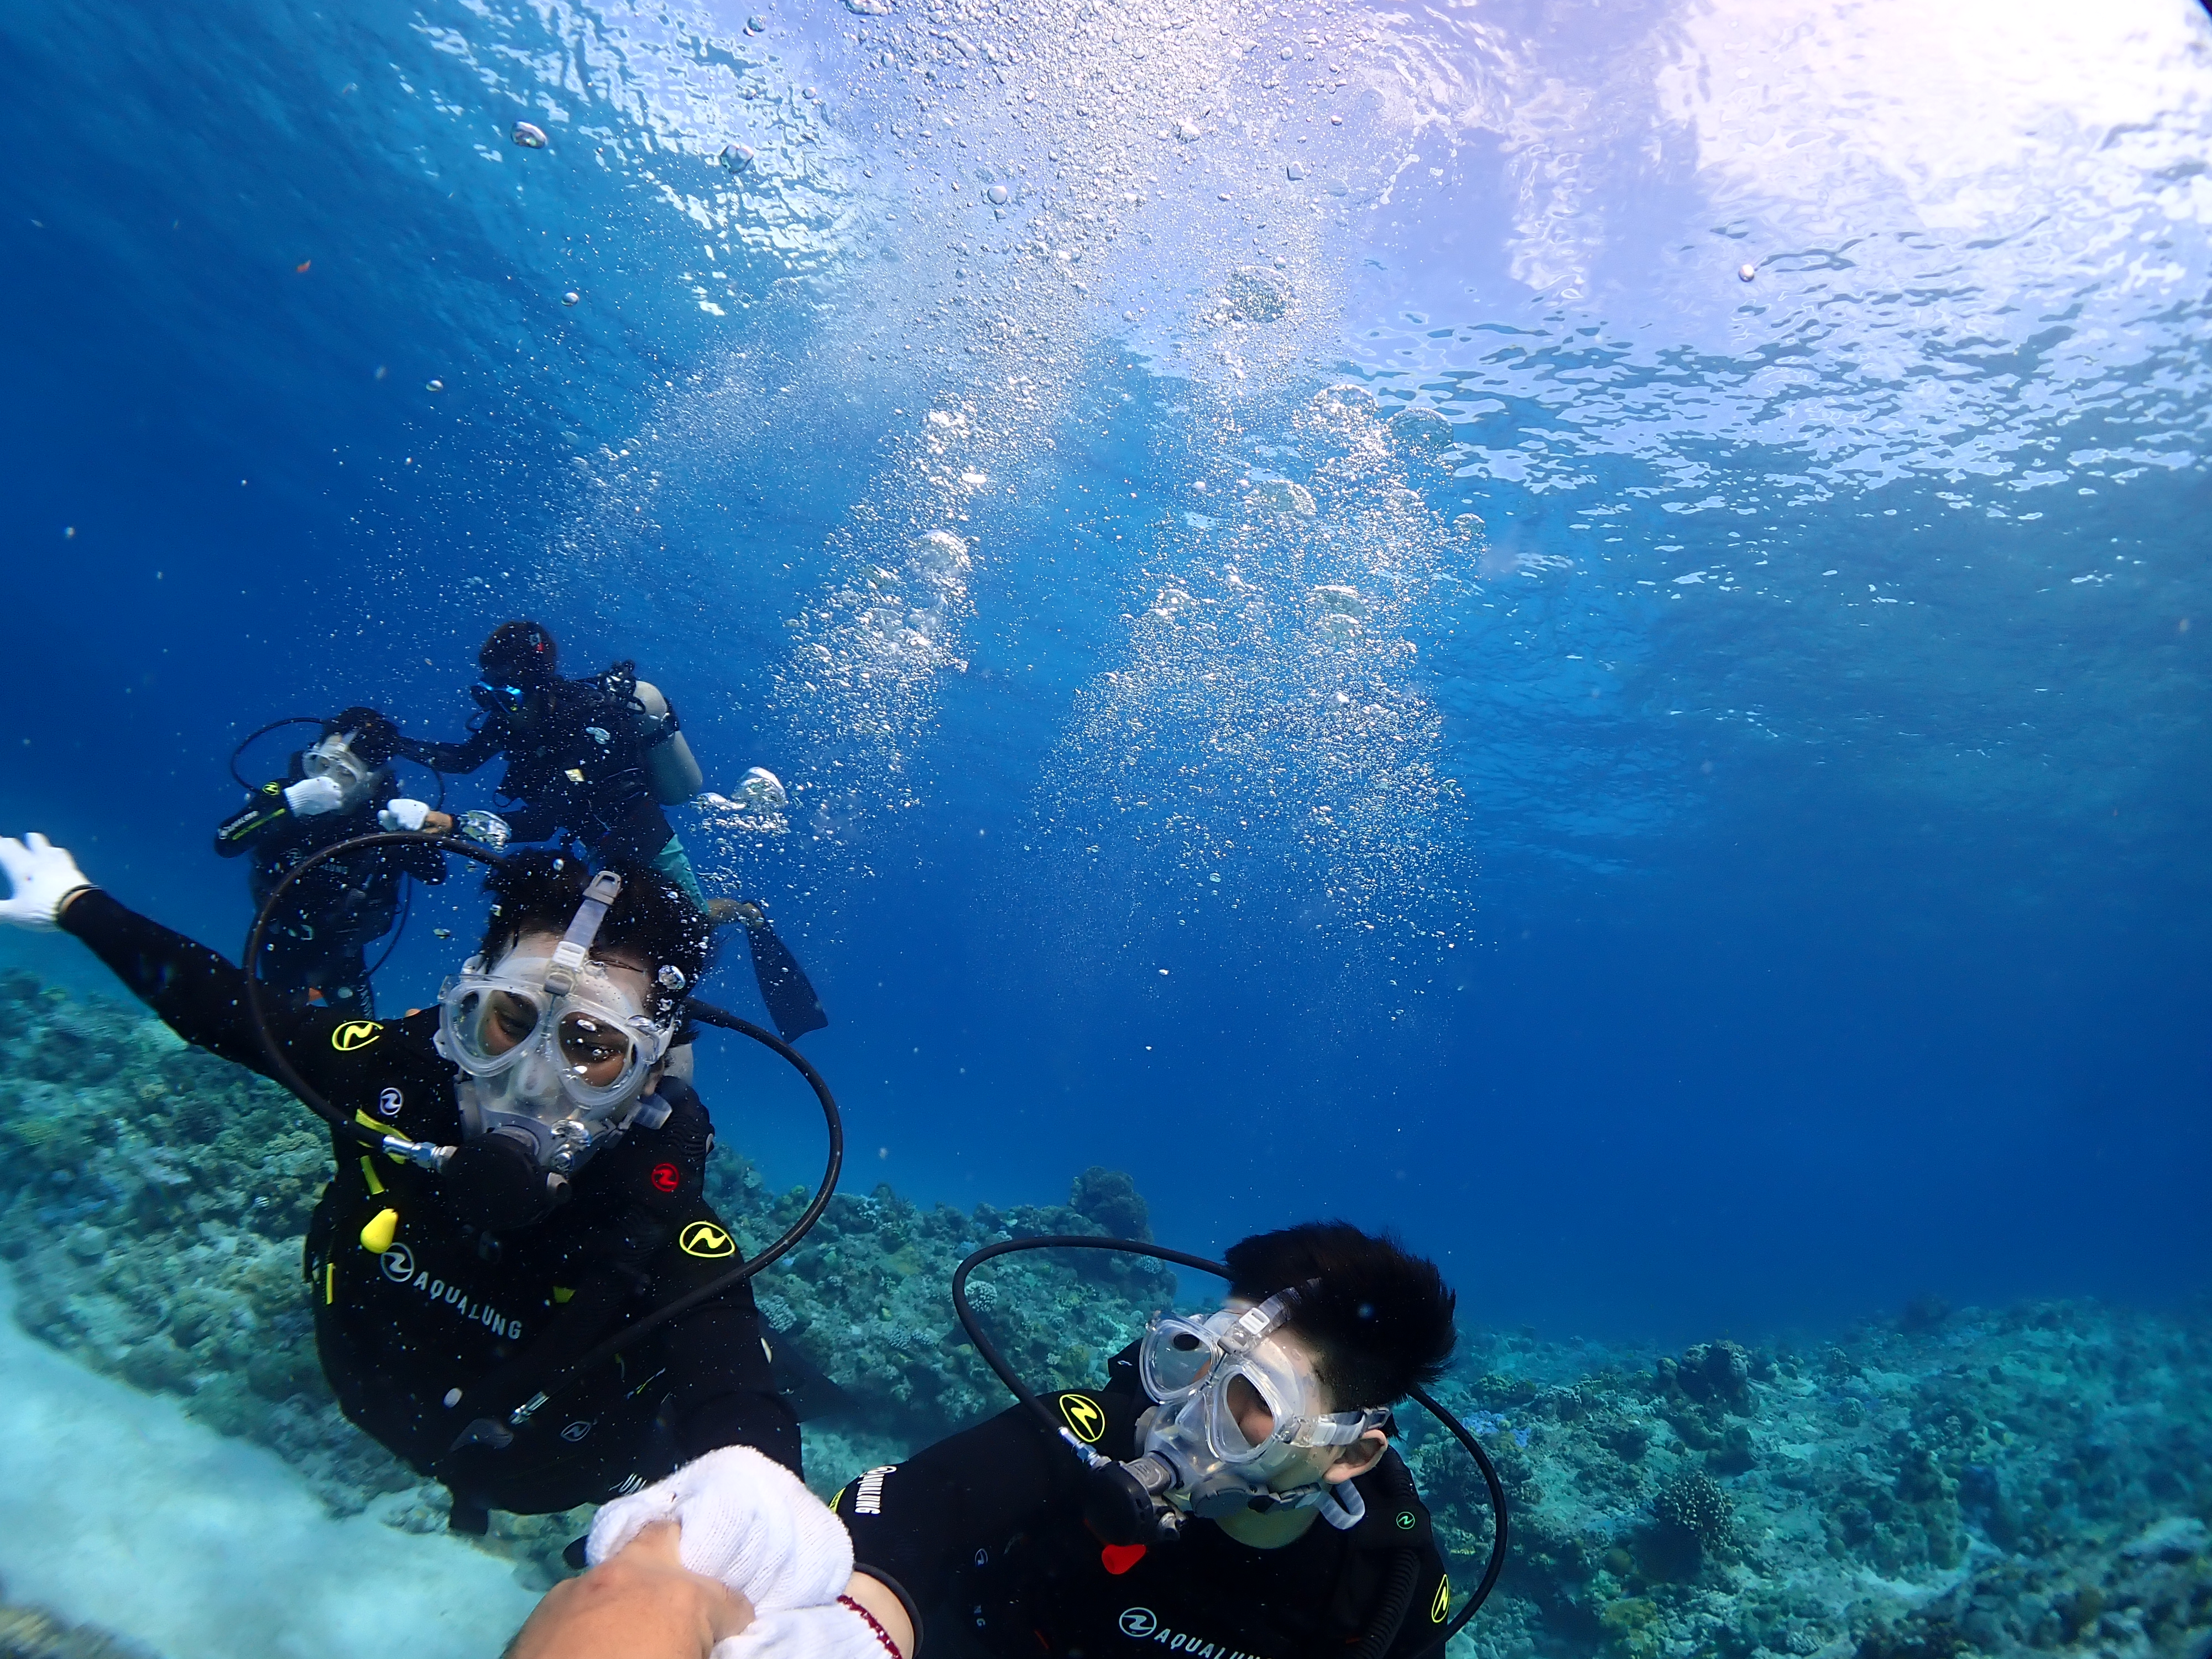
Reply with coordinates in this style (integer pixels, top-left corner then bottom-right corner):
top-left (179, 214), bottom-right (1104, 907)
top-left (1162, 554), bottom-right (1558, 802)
top-left (1114, 1608), bottom-right (1265, 1659)
top-left (680, 1221), bottom-right (736, 1258)
top-left (377, 1244), bottom-right (523, 1339)
top-left (332, 1020), bottom-right (383, 1051)
top-left (1060, 1392), bottom-right (1107, 1443)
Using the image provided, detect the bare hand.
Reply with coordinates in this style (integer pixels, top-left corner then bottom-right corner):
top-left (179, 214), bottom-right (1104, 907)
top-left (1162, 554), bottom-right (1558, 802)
top-left (507, 1522), bottom-right (753, 1659)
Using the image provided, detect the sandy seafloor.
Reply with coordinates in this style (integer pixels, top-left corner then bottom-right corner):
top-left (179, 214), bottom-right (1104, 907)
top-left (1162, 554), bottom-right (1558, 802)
top-left (0, 1269), bottom-right (538, 1659)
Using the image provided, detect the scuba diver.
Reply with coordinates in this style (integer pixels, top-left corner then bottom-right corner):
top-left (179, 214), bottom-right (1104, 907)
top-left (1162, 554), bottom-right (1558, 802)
top-left (215, 708), bottom-right (459, 1016)
top-left (390, 619), bottom-right (827, 1041)
top-left (389, 620), bottom-right (713, 909)
top-left (0, 831), bottom-right (799, 1532)
top-left (511, 1223), bottom-right (1463, 1659)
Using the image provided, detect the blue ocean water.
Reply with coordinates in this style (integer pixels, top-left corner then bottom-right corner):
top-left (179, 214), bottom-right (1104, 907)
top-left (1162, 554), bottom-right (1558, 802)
top-left (1, 0), bottom-right (2206, 1384)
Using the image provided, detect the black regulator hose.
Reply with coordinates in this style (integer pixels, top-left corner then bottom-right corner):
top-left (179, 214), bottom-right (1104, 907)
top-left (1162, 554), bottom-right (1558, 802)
top-left (951, 1235), bottom-right (1511, 1641)
top-left (228, 714), bottom-right (446, 807)
top-left (243, 830), bottom-right (505, 1152)
top-left (228, 716), bottom-right (325, 792)
top-left (952, 1235), bottom-right (1234, 1438)
top-left (521, 995), bottom-right (843, 1406)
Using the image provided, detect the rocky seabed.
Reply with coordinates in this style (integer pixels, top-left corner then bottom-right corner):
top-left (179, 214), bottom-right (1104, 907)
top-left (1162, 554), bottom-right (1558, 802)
top-left (1, 972), bottom-right (2205, 1659)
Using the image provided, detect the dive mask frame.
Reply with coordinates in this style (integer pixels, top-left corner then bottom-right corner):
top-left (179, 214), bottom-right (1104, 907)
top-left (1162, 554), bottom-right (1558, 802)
top-left (1139, 1291), bottom-right (1391, 1465)
top-left (436, 871), bottom-right (676, 1118)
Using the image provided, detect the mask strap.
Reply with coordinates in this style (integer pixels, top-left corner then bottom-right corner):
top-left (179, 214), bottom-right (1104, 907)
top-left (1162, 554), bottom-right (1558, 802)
top-left (1314, 1479), bottom-right (1365, 1531)
top-left (544, 870), bottom-right (624, 995)
top-left (1225, 1281), bottom-right (1311, 1354)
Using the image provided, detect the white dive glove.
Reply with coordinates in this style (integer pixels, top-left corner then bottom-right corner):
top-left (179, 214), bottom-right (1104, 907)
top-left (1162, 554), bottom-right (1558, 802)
top-left (377, 797), bottom-right (432, 833)
top-left (713, 1602), bottom-right (895, 1659)
top-left (284, 776), bottom-right (347, 816)
top-left (0, 834), bottom-right (95, 930)
top-left (586, 1446), bottom-right (853, 1612)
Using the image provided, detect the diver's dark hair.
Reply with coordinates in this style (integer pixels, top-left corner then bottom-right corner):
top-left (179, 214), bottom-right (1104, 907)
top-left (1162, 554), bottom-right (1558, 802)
top-left (476, 851), bottom-right (711, 1024)
top-left (325, 706), bottom-right (401, 766)
top-left (1224, 1222), bottom-right (1457, 1412)
top-left (479, 620), bottom-right (558, 688)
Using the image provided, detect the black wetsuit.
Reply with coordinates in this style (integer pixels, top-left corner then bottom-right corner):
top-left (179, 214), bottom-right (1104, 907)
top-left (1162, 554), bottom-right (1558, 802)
top-left (59, 889), bottom-right (797, 1521)
top-left (834, 1351), bottom-right (1453, 1659)
top-left (214, 776), bottom-right (447, 1018)
top-left (394, 664), bottom-right (682, 865)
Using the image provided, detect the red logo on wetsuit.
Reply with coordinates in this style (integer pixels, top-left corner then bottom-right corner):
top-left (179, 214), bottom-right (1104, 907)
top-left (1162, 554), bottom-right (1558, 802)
top-left (650, 1162), bottom-right (680, 1193)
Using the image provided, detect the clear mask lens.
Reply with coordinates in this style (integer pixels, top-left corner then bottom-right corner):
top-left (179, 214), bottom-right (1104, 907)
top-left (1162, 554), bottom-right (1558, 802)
top-left (304, 735), bottom-right (369, 794)
top-left (1140, 1316), bottom-right (1224, 1400)
top-left (439, 952), bottom-right (666, 1118)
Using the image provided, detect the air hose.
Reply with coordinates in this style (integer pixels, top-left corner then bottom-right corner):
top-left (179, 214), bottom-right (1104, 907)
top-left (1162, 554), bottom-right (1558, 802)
top-left (951, 1235), bottom-right (1510, 1643)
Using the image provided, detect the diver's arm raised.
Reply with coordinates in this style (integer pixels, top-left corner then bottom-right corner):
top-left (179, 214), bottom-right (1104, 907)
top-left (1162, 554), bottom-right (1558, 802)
top-left (1, 833), bottom-right (327, 1078)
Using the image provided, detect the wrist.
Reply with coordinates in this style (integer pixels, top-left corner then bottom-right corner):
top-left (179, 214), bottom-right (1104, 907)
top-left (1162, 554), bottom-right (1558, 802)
top-left (54, 884), bottom-right (96, 925)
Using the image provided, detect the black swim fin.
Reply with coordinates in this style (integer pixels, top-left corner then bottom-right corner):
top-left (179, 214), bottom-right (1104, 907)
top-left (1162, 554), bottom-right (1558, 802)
top-left (743, 912), bottom-right (828, 1042)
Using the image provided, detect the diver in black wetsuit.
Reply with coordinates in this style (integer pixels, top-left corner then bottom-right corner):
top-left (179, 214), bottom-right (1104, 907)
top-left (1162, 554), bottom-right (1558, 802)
top-left (509, 1224), bottom-right (1464, 1659)
top-left (389, 620), bottom-right (828, 1042)
top-left (213, 707), bottom-right (450, 1016)
top-left (822, 1224), bottom-right (1461, 1659)
top-left (0, 832), bottom-right (797, 1531)
top-left (390, 620), bottom-right (717, 912)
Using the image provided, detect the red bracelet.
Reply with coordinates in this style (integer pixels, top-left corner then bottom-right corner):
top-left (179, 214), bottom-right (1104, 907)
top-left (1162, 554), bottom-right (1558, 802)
top-left (839, 1595), bottom-right (902, 1659)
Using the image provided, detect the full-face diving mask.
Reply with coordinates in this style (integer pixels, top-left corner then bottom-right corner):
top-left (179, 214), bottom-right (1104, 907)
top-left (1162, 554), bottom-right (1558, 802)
top-left (1128, 1287), bottom-right (1391, 1530)
top-left (302, 731), bottom-right (380, 809)
top-left (432, 871), bottom-right (680, 1228)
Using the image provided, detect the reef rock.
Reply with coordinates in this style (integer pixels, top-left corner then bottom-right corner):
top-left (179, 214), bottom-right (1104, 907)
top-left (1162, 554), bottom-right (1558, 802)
top-left (4, 973), bottom-right (2211, 1659)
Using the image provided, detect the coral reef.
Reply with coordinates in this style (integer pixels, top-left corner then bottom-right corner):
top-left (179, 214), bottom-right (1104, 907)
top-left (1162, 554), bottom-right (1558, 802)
top-left (1067, 1165), bottom-right (1152, 1241)
top-left (3, 972), bottom-right (2210, 1658)
top-left (699, 1156), bottom-right (1177, 1449)
top-left (0, 1592), bottom-right (155, 1659)
top-left (1407, 1313), bottom-right (2212, 1658)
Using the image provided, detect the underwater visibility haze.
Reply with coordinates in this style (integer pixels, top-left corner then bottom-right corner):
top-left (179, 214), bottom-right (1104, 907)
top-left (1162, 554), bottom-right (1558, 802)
top-left (0, 0), bottom-right (2209, 1653)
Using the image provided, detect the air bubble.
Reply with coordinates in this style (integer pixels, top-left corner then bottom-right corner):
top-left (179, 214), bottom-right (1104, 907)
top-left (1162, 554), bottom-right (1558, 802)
top-left (512, 122), bottom-right (549, 149)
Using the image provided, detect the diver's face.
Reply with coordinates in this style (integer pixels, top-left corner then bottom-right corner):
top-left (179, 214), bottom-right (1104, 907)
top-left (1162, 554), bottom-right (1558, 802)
top-left (1212, 1314), bottom-right (1370, 1492)
top-left (477, 928), bottom-right (654, 1089)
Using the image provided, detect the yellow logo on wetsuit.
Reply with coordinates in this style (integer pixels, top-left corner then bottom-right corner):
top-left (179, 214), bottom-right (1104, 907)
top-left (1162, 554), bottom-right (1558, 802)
top-left (1058, 1392), bottom-right (1107, 1444)
top-left (679, 1222), bottom-right (737, 1259)
top-left (1430, 1576), bottom-right (1451, 1624)
top-left (332, 1020), bottom-right (384, 1052)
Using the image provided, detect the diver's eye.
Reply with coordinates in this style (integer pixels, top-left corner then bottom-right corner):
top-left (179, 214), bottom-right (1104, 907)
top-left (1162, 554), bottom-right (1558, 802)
top-left (1171, 1332), bottom-right (1203, 1352)
top-left (486, 992), bottom-right (538, 1045)
top-left (559, 1013), bottom-right (632, 1071)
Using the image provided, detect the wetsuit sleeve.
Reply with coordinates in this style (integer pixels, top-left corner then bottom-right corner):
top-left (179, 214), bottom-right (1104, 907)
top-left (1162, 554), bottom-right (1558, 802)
top-left (58, 889), bottom-right (335, 1083)
top-left (398, 838), bottom-right (451, 884)
top-left (834, 1402), bottom-right (1076, 1614)
top-left (500, 799), bottom-right (562, 843)
top-left (667, 1302), bottom-right (802, 1475)
top-left (213, 782), bottom-right (293, 859)
top-left (393, 722), bottom-right (502, 774)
